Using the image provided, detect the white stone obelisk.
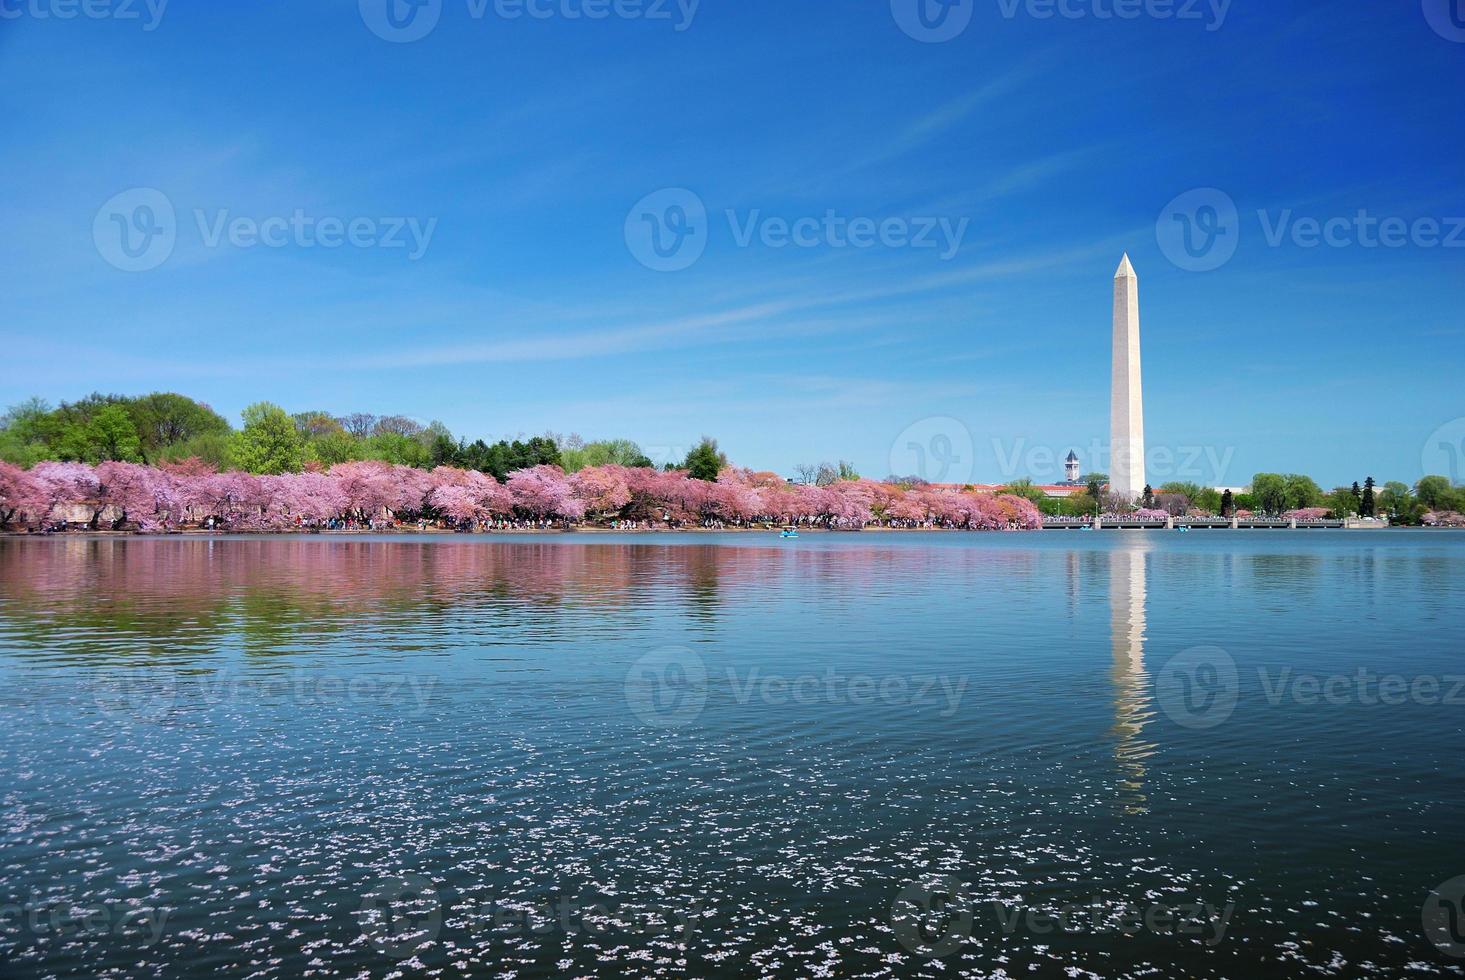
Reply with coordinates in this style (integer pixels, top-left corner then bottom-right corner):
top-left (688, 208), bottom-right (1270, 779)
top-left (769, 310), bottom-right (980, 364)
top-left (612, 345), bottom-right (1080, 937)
top-left (1111, 254), bottom-right (1145, 501)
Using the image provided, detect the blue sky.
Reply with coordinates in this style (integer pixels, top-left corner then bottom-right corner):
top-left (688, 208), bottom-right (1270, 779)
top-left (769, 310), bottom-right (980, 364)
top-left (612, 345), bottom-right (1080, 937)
top-left (1, 0), bottom-right (1462, 487)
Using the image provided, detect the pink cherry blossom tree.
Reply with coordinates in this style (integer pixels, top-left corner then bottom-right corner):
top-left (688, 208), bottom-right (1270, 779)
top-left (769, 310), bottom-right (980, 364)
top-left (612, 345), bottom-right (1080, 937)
top-left (0, 462), bottom-right (45, 528)
top-left (507, 465), bottom-right (585, 520)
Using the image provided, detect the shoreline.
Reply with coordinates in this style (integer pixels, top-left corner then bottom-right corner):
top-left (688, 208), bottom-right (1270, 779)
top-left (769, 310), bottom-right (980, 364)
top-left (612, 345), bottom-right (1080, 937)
top-left (2, 525), bottom-right (1454, 539)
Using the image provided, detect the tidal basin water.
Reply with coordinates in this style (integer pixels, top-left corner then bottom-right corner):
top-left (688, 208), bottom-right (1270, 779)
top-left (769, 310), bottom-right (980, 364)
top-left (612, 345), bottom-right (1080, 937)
top-left (2, 533), bottom-right (1464, 979)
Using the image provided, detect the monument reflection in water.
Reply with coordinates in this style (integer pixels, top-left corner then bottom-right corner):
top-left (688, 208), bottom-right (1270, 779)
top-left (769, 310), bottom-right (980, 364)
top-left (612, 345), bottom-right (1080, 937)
top-left (1108, 540), bottom-right (1157, 815)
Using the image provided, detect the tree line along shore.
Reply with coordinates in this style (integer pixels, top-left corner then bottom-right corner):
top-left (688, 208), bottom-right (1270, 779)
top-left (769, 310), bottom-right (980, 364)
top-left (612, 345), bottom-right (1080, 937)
top-left (1, 392), bottom-right (1460, 532)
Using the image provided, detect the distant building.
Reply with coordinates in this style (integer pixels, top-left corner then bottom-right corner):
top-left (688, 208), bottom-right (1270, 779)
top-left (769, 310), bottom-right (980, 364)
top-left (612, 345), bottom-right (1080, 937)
top-left (1065, 450), bottom-right (1080, 484)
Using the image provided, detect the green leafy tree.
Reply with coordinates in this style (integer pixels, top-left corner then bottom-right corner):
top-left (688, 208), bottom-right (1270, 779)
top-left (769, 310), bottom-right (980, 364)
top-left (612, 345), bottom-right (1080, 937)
top-left (1251, 473), bottom-right (1288, 515)
top-left (429, 432), bottom-right (461, 468)
top-left (292, 411), bottom-right (345, 439)
top-left (1193, 487), bottom-right (1222, 514)
top-left (304, 431), bottom-right (362, 467)
top-left (561, 438), bottom-right (653, 473)
top-left (1378, 481), bottom-right (1410, 517)
top-left (1325, 487), bottom-right (1358, 519)
top-left (1416, 475), bottom-right (1453, 509)
top-left (131, 393), bottom-right (229, 460)
top-left (233, 402), bottom-right (304, 474)
top-left (365, 431), bottom-right (431, 468)
top-left (684, 437), bottom-right (724, 482)
top-left (1282, 474), bottom-right (1324, 510)
top-left (1004, 478), bottom-right (1046, 503)
top-left (157, 431), bottom-right (235, 470)
top-left (89, 404), bottom-right (143, 462)
top-left (1159, 481), bottom-right (1202, 502)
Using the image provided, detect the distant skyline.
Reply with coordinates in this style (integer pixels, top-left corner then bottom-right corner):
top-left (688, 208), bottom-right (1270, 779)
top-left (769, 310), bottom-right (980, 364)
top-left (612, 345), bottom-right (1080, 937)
top-left (1, 1), bottom-right (1462, 487)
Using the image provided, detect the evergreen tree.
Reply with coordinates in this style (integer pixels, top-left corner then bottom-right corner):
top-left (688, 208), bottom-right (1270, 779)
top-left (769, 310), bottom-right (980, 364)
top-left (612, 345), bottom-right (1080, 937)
top-left (683, 437), bottom-right (723, 482)
top-left (1221, 489), bottom-right (1234, 517)
top-left (1361, 476), bottom-right (1376, 517)
top-left (1141, 484), bottom-right (1154, 508)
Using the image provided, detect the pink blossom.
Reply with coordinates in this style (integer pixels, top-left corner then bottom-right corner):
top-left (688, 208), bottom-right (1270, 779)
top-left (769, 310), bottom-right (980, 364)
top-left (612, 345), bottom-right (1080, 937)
top-left (507, 465), bottom-right (584, 520)
top-left (0, 462), bottom-right (45, 527)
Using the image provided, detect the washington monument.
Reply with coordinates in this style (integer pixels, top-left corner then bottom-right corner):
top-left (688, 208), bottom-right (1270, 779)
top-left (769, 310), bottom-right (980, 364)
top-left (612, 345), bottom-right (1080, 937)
top-left (1111, 254), bottom-right (1146, 500)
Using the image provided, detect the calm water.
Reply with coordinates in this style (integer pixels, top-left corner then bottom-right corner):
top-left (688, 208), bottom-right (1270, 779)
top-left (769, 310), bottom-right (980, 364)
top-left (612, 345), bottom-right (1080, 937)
top-left (1, 532), bottom-right (1463, 978)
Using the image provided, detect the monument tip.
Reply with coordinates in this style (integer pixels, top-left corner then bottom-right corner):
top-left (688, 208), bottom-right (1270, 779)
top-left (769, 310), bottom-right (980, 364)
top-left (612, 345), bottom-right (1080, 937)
top-left (1115, 253), bottom-right (1136, 279)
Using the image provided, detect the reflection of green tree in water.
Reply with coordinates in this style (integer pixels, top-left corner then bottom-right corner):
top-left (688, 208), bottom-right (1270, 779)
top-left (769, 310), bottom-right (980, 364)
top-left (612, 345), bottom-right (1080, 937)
top-left (1248, 554), bottom-right (1321, 595)
top-left (679, 546), bottom-right (723, 623)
